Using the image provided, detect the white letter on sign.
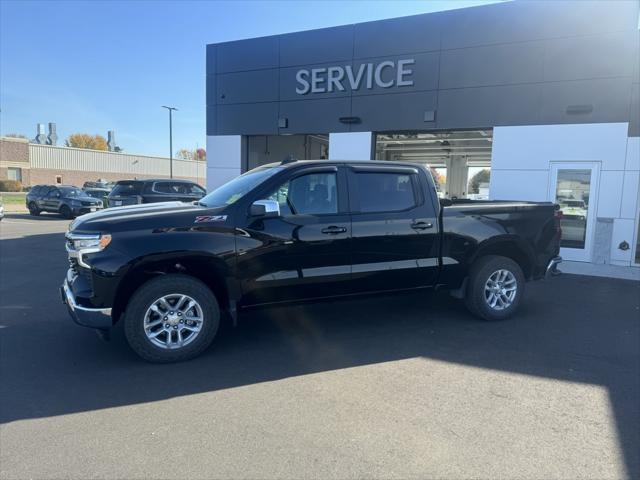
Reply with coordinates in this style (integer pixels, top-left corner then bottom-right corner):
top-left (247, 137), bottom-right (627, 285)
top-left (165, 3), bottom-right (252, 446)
top-left (327, 66), bottom-right (345, 92)
top-left (296, 70), bottom-right (310, 94)
top-left (346, 64), bottom-right (366, 90)
top-left (374, 61), bottom-right (394, 88)
top-left (311, 68), bottom-right (326, 93)
top-left (397, 59), bottom-right (414, 87)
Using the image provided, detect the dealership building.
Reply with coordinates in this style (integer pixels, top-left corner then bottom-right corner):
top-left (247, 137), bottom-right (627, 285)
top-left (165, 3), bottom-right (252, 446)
top-left (206, 0), bottom-right (640, 271)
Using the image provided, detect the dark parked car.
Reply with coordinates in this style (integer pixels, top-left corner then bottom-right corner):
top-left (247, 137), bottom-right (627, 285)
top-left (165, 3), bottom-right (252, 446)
top-left (62, 160), bottom-right (561, 363)
top-left (27, 185), bottom-right (103, 218)
top-left (83, 187), bottom-right (112, 207)
top-left (107, 179), bottom-right (206, 207)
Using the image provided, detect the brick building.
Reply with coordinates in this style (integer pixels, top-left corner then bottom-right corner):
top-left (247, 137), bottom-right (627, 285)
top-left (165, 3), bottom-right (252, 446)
top-left (0, 137), bottom-right (206, 188)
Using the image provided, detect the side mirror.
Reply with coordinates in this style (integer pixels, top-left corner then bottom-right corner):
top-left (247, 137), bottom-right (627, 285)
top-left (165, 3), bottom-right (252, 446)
top-left (250, 199), bottom-right (280, 218)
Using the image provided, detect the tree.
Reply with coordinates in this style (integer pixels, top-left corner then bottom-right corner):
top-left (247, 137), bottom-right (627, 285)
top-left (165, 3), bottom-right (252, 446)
top-left (176, 148), bottom-right (206, 161)
top-left (469, 169), bottom-right (491, 194)
top-left (65, 133), bottom-right (108, 150)
top-left (429, 167), bottom-right (445, 188)
top-left (4, 133), bottom-right (27, 139)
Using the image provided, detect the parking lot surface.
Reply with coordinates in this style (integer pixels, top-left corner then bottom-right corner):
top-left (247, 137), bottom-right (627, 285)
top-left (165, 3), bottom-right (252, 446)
top-left (1, 213), bottom-right (639, 479)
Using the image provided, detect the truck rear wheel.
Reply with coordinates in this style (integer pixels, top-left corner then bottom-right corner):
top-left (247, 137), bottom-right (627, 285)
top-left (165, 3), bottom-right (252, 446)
top-left (464, 255), bottom-right (525, 321)
top-left (124, 274), bottom-right (220, 363)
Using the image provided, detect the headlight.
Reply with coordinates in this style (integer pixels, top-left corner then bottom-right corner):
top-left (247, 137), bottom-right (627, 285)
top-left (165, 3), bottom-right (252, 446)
top-left (66, 233), bottom-right (112, 268)
top-left (72, 234), bottom-right (111, 250)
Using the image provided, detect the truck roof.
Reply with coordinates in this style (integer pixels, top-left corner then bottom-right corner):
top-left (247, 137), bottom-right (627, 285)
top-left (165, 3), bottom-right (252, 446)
top-left (262, 159), bottom-right (426, 170)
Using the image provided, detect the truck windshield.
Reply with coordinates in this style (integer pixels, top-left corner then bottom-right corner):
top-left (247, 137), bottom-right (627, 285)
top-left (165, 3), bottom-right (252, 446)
top-left (199, 166), bottom-right (283, 208)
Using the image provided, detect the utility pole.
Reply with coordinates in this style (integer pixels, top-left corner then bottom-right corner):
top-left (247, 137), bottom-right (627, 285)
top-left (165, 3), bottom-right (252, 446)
top-left (161, 106), bottom-right (178, 178)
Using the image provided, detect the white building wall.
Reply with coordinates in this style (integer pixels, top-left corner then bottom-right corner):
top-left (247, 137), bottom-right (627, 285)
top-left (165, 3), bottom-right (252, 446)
top-left (328, 132), bottom-right (373, 160)
top-left (490, 123), bottom-right (639, 266)
top-left (206, 135), bottom-right (243, 191)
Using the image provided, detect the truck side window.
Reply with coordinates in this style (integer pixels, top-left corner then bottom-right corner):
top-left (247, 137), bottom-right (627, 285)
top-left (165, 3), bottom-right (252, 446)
top-left (268, 172), bottom-right (338, 215)
top-left (355, 172), bottom-right (416, 213)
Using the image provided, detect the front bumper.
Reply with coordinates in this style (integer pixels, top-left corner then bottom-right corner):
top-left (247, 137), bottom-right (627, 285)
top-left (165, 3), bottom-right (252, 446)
top-left (61, 279), bottom-right (112, 329)
top-left (72, 205), bottom-right (103, 216)
top-left (545, 256), bottom-right (562, 278)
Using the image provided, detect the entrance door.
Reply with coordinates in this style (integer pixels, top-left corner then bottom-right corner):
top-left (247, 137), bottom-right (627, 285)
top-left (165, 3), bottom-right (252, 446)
top-left (548, 162), bottom-right (600, 262)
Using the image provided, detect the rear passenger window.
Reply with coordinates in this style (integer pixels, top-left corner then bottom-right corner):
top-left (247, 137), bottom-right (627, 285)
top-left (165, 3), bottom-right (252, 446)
top-left (355, 172), bottom-right (417, 213)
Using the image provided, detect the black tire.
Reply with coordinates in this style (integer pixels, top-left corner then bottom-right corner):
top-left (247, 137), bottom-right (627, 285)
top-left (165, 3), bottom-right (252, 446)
top-left (464, 255), bottom-right (525, 321)
top-left (60, 205), bottom-right (74, 219)
top-left (124, 274), bottom-right (220, 363)
top-left (28, 202), bottom-right (41, 216)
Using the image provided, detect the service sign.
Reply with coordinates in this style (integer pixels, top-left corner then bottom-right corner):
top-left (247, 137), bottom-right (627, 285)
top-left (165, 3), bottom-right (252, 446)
top-left (295, 59), bottom-right (415, 95)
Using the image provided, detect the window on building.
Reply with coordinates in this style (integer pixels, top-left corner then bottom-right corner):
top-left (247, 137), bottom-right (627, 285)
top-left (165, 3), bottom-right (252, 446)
top-left (354, 172), bottom-right (416, 213)
top-left (55, 175), bottom-right (62, 184)
top-left (7, 167), bottom-right (22, 182)
top-left (246, 134), bottom-right (329, 171)
top-left (267, 172), bottom-right (337, 215)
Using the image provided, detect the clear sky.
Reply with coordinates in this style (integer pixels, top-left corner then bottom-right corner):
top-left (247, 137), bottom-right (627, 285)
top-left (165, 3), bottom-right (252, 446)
top-left (0, 0), bottom-right (501, 157)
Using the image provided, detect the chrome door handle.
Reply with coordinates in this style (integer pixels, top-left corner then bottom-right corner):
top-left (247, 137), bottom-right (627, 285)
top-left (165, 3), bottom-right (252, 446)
top-left (321, 226), bottom-right (347, 235)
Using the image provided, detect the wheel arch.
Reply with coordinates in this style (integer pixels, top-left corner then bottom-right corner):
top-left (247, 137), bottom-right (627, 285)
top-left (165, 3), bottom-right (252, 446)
top-left (111, 253), bottom-right (234, 324)
top-left (469, 236), bottom-right (536, 280)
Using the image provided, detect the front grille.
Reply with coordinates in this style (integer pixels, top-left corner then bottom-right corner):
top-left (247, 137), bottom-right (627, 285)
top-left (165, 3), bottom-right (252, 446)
top-left (69, 257), bottom-right (92, 283)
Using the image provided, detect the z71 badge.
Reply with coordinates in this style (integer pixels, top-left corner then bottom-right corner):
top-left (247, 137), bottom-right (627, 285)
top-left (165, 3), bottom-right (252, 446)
top-left (194, 215), bottom-right (227, 223)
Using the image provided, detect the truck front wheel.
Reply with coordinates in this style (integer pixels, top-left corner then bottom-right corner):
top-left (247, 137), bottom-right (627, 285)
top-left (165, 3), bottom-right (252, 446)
top-left (464, 255), bottom-right (525, 321)
top-left (124, 274), bottom-right (220, 363)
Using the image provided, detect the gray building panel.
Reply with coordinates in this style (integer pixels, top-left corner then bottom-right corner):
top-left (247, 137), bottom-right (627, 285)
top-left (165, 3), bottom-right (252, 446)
top-left (351, 91), bottom-right (437, 132)
top-left (540, 78), bottom-right (633, 125)
top-left (216, 102), bottom-right (279, 135)
top-left (351, 51), bottom-right (440, 96)
top-left (206, 74), bottom-right (216, 107)
top-left (206, 106), bottom-right (216, 136)
top-left (207, 1), bottom-right (640, 136)
top-left (278, 97), bottom-right (351, 134)
top-left (436, 87), bottom-right (498, 129)
top-left (439, 42), bottom-right (545, 90)
top-left (217, 68), bottom-right (279, 105)
top-left (279, 61), bottom-right (353, 102)
top-left (353, 13), bottom-right (441, 59)
top-left (440, 1), bottom-right (638, 50)
top-left (279, 25), bottom-right (354, 67)
top-left (492, 84), bottom-right (544, 126)
top-left (216, 36), bottom-right (279, 74)
top-left (543, 32), bottom-right (637, 83)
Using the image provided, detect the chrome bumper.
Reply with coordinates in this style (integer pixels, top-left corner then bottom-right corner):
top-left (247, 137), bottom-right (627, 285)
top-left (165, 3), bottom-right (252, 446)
top-left (545, 256), bottom-right (562, 278)
top-left (61, 280), bottom-right (112, 329)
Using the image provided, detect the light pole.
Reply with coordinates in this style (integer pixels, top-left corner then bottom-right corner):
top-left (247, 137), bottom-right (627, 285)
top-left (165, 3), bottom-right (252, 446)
top-left (161, 105), bottom-right (178, 178)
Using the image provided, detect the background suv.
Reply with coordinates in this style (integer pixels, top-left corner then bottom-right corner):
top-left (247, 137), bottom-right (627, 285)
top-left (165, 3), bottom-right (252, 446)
top-left (26, 185), bottom-right (103, 218)
top-left (107, 179), bottom-right (206, 207)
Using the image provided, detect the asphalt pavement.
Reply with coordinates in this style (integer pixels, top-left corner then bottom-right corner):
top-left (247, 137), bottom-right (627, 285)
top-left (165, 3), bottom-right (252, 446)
top-left (1, 212), bottom-right (639, 479)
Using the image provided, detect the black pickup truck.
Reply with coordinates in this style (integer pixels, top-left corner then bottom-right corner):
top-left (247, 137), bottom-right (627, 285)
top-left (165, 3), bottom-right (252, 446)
top-left (61, 160), bottom-right (562, 362)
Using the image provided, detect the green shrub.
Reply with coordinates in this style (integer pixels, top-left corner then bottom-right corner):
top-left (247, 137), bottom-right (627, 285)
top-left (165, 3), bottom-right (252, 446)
top-left (0, 180), bottom-right (22, 192)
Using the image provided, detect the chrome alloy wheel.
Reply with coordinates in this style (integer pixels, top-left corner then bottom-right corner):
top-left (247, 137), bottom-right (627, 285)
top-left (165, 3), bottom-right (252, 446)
top-left (484, 269), bottom-right (517, 310)
top-left (143, 294), bottom-right (204, 349)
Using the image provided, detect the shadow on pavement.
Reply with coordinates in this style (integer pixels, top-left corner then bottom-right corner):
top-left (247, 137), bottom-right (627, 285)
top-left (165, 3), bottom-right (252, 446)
top-left (1, 231), bottom-right (638, 477)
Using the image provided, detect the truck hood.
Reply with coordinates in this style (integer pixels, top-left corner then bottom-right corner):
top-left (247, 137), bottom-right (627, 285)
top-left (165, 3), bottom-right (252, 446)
top-left (69, 201), bottom-right (228, 233)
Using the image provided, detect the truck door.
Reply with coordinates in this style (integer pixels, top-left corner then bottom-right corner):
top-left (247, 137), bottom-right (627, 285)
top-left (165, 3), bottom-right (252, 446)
top-left (236, 166), bottom-right (352, 305)
top-left (347, 165), bottom-right (439, 293)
